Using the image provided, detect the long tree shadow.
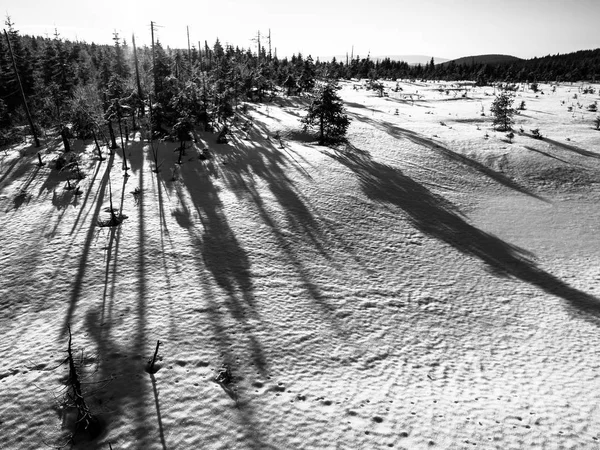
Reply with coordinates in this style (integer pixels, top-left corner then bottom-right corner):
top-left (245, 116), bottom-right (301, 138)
top-left (85, 308), bottom-right (149, 447)
top-left (177, 160), bottom-right (273, 450)
top-left (0, 142), bottom-right (41, 194)
top-left (350, 112), bottom-right (547, 201)
top-left (150, 374), bottom-right (168, 450)
top-left (68, 157), bottom-right (105, 235)
top-left (331, 147), bottom-right (600, 318)
top-left (208, 134), bottom-right (351, 337)
top-left (178, 161), bottom-right (268, 361)
top-left (182, 164), bottom-right (255, 312)
top-left (219, 137), bottom-right (331, 258)
top-left (127, 137), bottom-right (148, 174)
top-left (523, 146), bottom-right (575, 165)
top-left (543, 137), bottom-right (600, 160)
top-left (61, 152), bottom-right (115, 337)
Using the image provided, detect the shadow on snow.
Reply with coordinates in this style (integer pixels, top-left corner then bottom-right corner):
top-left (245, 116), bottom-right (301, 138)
top-left (330, 145), bottom-right (600, 320)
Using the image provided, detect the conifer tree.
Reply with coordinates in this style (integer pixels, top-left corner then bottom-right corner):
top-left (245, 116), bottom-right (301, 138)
top-left (3, 18), bottom-right (35, 118)
top-left (298, 56), bottom-right (315, 93)
top-left (283, 73), bottom-right (297, 96)
top-left (301, 81), bottom-right (350, 144)
top-left (490, 90), bottom-right (516, 131)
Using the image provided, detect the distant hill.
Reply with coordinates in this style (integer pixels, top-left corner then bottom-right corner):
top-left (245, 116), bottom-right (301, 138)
top-left (442, 54), bottom-right (523, 66)
top-left (373, 55), bottom-right (450, 65)
top-left (317, 54), bottom-right (449, 66)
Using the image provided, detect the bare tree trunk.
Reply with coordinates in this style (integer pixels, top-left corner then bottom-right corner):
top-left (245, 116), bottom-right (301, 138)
top-left (107, 121), bottom-right (118, 150)
top-left (117, 114), bottom-right (129, 173)
top-left (92, 129), bottom-right (104, 160)
top-left (61, 127), bottom-right (71, 152)
top-left (187, 26), bottom-right (192, 74)
top-left (151, 21), bottom-right (157, 98)
top-left (132, 33), bottom-right (144, 117)
top-left (319, 113), bottom-right (324, 144)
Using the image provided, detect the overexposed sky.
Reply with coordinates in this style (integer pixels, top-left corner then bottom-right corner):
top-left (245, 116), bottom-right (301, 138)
top-left (4, 0), bottom-right (599, 60)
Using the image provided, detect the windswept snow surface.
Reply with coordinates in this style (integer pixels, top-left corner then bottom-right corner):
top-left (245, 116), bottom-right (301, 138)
top-left (1, 80), bottom-right (600, 450)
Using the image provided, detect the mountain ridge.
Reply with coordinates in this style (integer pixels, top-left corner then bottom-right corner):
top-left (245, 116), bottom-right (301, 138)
top-left (441, 54), bottom-right (523, 66)
top-left (315, 54), bottom-right (450, 65)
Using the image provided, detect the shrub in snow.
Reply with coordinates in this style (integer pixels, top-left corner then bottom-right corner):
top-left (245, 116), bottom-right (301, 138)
top-left (371, 81), bottom-right (384, 97)
top-left (530, 128), bottom-right (543, 139)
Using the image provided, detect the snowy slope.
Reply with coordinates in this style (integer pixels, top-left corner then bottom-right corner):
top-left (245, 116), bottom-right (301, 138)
top-left (1, 80), bottom-right (600, 450)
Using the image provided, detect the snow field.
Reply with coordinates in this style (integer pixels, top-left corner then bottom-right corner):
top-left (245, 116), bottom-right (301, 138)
top-left (1, 80), bottom-right (600, 449)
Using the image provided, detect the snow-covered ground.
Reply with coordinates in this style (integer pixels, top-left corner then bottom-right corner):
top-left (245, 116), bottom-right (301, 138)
top-left (1, 80), bottom-right (600, 450)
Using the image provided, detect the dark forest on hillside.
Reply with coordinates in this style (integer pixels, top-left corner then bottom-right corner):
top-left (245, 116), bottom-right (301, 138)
top-left (1, 18), bottom-right (599, 147)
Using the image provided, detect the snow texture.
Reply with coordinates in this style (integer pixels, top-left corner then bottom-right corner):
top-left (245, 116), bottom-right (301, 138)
top-left (1, 80), bottom-right (600, 449)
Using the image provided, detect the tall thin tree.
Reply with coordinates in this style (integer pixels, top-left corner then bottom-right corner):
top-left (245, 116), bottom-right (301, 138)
top-left (186, 26), bottom-right (191, 72)
top-left (132, 34), bottom-right (144, 116)
top-left (3, 29), bottom-right (39, 147)
top-left (151, 21), bottom-right (157, 98)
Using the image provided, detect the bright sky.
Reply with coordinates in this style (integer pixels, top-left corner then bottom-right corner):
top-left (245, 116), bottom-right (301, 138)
top-left (4, 0), bottom-right (599, 61)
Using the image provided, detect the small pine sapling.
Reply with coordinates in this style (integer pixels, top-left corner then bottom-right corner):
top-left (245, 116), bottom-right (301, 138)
top-left (593, 116), bottom-right (600, 130)
top-left (506, 131), bottom-right (515, 143)
top-left (52, 325), bottom-right (104, 446)
top-left (530, 128), bottom-right (543, 139)
top-left (131, 186), bottom-right (141, 207)
top-left (214, 363), bottom-right (239, 407)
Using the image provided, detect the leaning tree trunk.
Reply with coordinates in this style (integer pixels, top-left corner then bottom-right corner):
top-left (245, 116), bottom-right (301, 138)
top-left (92, 129), bottom-right (104, 160)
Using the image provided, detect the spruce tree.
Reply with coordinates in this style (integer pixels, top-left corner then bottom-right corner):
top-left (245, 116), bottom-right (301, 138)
top-left (490, 91), bottom-right (515, 131)
top-left (283, 73), bottom-right (297, 96)
top-left (298, 56), bottom-right (315, 93)
top-left (301, 81), bottom-right (350, 144)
